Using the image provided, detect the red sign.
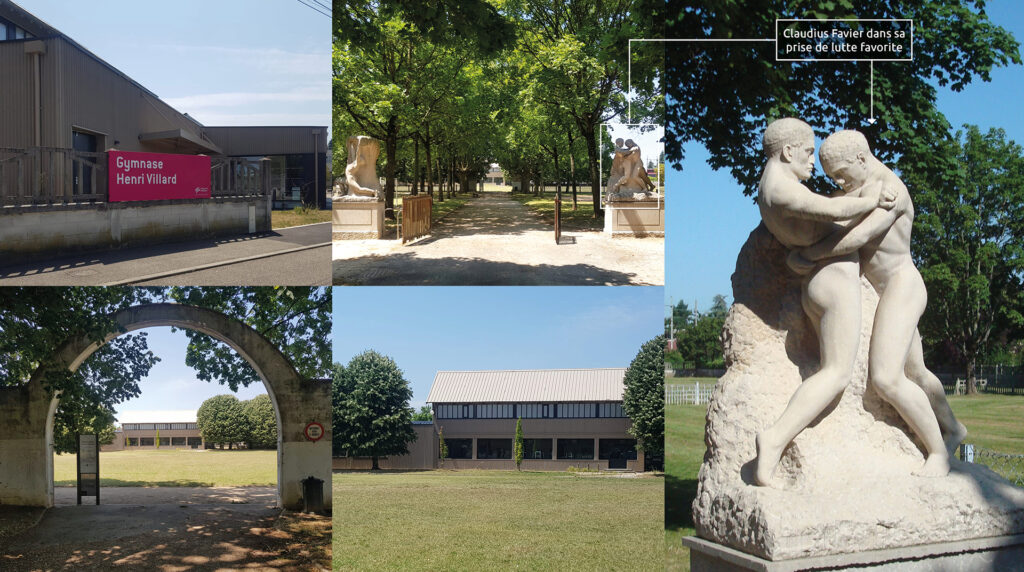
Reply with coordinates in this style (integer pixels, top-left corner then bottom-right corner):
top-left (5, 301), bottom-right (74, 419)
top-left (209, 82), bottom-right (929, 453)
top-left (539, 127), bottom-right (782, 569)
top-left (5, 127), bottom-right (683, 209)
top-left (108, 150), bottom-right (211, 202)
top-left (304, 422), bottom-right (325, 442)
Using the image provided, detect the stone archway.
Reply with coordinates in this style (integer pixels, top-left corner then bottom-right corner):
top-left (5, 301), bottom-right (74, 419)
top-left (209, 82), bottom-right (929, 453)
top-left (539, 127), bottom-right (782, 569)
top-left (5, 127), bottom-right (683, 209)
top-left (0, 303), bottom-right (331, 510)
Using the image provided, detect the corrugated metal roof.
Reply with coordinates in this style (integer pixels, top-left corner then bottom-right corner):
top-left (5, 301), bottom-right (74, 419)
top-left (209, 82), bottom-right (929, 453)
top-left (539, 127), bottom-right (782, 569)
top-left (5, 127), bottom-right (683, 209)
top-left (427, 368), bottom-right (627, 403)
top-left (116, 410), bottom-right (197, 424)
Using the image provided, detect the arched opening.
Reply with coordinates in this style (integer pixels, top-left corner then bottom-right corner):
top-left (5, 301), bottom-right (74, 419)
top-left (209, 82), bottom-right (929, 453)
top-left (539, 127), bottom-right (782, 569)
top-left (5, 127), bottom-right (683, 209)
top-left (0, 304), bottom-right (331, 510)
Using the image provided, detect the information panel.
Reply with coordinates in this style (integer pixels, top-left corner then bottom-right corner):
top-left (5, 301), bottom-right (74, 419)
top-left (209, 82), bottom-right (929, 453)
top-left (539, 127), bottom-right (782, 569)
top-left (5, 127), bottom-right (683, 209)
top-left (77, 433), bottom-right (99, 504)
top-left (108, 150), bottom-right (211, 202)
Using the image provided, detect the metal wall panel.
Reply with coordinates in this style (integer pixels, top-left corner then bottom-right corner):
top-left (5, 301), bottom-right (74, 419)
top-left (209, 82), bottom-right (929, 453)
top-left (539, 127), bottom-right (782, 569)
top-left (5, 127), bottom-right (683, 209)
top-left (205, 126), bottom-right (328, 156)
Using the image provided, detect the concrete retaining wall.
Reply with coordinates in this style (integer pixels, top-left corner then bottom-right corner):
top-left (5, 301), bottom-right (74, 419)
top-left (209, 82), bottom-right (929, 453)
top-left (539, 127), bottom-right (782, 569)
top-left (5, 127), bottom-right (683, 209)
top-left (0, 197), bottom-right (270, 264)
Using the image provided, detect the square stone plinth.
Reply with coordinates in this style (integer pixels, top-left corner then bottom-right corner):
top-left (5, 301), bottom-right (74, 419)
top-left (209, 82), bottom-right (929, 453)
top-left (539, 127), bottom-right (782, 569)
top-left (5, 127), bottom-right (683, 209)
top-left (684, 534), bottom-right (1024, 571)
top-left (333, 200), bottom-right (384, 239)
top-left (604, 200), bottom-right (664, 235)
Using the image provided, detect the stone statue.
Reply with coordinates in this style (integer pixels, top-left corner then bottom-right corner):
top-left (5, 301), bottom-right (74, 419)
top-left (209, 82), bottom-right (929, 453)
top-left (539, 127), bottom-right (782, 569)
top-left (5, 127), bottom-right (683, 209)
top-left (607, 138), bottom-right (656, 201)
top-left (689, 119), bottom-right (1022, 563)
top-left (336, 135), bottom-right (382, 201)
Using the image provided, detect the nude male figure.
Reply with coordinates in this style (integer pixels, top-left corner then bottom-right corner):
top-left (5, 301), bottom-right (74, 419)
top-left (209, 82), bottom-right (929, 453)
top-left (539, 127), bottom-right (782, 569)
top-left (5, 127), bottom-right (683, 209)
top-left (752, 118), bottom-right (896, 487)
top-left (611, 138), bottom-right (656, 195)
top-left (791, 130), bottom-right (966, 476)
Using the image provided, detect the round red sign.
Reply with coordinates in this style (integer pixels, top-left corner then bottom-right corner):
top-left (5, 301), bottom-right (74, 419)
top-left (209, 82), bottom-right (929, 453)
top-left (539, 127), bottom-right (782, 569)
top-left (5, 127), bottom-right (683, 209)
top-left (304, 422), bottom-right (325, 442)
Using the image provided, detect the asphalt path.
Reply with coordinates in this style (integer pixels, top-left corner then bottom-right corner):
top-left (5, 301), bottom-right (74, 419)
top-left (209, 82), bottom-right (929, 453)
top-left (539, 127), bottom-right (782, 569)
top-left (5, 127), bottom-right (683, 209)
top-left (0, 223), bottom-right (330, 286)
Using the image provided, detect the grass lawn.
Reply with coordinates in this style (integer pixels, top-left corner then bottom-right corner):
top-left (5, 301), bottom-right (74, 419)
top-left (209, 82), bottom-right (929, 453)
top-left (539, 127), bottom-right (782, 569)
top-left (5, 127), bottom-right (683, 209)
top-left (53, 449), bottom-right (276, 487)
top-left (664, 393), bottom-right (1024, 571)
top-left (271, 207), bottom-right (331, 229)
top-left (510, 192), bottom-right (604, 231)
top-left (333, 470), bottom-right (663, 571)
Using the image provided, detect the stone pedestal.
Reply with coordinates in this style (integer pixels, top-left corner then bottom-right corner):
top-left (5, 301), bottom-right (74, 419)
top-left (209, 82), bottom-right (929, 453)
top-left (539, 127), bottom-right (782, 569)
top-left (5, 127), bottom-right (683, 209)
top-left (685, 535), bottom-right (1024, 571)
top-left (333, 200), bottom-right (384, 239)
top-left (691, 224), bottom-right (1024, 563)
top-left (603, 199), bottom-right (664, 236)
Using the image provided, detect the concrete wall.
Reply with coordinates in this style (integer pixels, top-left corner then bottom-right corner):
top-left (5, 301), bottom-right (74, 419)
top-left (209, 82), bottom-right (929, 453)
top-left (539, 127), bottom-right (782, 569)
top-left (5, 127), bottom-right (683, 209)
top-left (0, 304), bottom-right (331, 511)
top-left (0, 197), bottom-right (270, 263)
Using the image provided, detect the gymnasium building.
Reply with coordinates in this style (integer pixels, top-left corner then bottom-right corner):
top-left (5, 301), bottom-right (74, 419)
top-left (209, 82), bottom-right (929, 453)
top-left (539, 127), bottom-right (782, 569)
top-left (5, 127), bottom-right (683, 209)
top-left (334, 368), bottom-right (644, 471)
top-left (102, 411), bottom-right (204, 452)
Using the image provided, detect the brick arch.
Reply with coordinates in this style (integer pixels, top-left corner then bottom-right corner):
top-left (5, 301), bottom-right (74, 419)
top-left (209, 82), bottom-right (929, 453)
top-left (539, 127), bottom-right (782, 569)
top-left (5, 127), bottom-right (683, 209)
top-left (0, 303), bottom-right (330, 510)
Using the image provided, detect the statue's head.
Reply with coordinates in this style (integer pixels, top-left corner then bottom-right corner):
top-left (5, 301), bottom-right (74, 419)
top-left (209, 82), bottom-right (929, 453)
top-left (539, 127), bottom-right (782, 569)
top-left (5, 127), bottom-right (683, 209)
top-left (763, 118), bottom-right (815, 180)
top-left (819, 130), bottom-right (871, 191)
top-left (625, 139), bottom-right (637, 148)
top-left (615, 137), bottom-right (625, 147)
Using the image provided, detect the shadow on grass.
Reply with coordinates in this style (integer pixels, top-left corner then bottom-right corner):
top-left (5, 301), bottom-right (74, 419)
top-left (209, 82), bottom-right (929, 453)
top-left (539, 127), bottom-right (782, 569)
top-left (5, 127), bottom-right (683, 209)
top-left (665, 473), bottom-right (697, 533)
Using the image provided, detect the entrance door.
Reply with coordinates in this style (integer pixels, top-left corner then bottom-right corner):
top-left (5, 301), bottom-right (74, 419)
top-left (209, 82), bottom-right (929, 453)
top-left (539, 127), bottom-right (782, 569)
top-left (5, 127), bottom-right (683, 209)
top-left (608, 457), bottom-right (627, 469)
top-left (72, 131), bottom-right (98, 196)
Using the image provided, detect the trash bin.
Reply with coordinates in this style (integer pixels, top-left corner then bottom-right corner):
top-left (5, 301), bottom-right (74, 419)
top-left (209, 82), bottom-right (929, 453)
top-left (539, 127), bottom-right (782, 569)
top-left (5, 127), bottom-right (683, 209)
top-left (301, 476), bottom-right (324, 513)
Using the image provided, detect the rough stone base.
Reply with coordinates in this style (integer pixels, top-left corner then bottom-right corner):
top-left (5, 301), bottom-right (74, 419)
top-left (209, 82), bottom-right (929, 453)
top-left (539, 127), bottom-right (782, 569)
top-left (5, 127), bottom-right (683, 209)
top-left (684, 535), bottom-right (1024, 572)
top-left (333, 200), bottom-right (384, 239)
top-left (603, 199), bottom-right (664, 235)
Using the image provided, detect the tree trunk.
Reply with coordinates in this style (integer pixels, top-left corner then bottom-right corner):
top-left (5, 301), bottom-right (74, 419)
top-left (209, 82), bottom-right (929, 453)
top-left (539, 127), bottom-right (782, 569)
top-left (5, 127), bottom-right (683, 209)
top-left (436, 157), bottom-right (444, 203)
top-left (425, 123), bottom-right (433, 197)
top-left (384, 119), bottom-right (398, 220)
top-left (520, 173), bottom-right (528, 196)
top-left (582, 124), bottom-right (603, 217)
top-left (567, 127), bottom-right (578, 210)
top-left (966, 356), bottom-right (978, 395)
top-left (412, 136), bottom-right (419, 195)
top-left (371, 455), bottom-right (380, 470)
top-left (553, 146), bottom-right (561, 199)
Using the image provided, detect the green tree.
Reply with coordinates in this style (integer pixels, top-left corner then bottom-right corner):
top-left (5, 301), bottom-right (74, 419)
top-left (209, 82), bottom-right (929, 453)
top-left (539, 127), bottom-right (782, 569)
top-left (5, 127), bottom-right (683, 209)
top-left (905, 125), bottom-right (1024, 393)
top-left (52, 409), bottom-right (117, 455)
top-left (664, 2), bottom-right (1020, 196)
top-left (167, 287), bottom-right (332, 389)
top-left (411, 405), bottom-right (433, 421)
top-left (438, 425), bottom-right (448, 468)
top-left (332, 351), bottom-right (416, 470)
top-left (513, 418), bottom-right (524, 471)
top-left (677, 313), bottom-right (726, 370)
top-left (243, 394), bottom-right (278, 449)
top-left (197, 395), bottom-right (249, 449)
top-left (623, 336), bottom-right (665, 463)
top-left (665, 299), bottom-right (692, 337)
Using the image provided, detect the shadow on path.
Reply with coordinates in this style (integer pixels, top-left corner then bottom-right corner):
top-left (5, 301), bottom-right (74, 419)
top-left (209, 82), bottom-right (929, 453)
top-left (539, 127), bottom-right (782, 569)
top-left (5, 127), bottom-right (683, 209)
top-left (334, 252), bottom-right (642, 286)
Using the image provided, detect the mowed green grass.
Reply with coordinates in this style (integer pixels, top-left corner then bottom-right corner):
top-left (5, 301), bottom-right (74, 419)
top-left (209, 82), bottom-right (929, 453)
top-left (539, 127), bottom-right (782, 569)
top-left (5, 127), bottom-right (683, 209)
top-left (53, 449), bottom-right (276, 487)
top-left (333, 470), bottom-right (663, 571)
top-left (664, 393), bottom-right (1024, 571)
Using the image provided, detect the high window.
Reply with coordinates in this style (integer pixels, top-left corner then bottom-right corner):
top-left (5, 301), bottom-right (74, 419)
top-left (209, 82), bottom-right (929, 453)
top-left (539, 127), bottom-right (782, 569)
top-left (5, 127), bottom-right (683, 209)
top-left (598, 403), bottom-right (626, 418)
top-left (476, 404), bottom-right (514, 419)
top-left (1, 17), bottom-right (33, 41)
top-left (556, 403), bottom-right (596, 418)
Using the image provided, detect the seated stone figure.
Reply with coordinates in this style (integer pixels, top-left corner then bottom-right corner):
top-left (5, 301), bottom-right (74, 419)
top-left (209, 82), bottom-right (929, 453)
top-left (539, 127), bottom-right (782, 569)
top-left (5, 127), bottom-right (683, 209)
top-left (337, 135), bottom-right (382, 201)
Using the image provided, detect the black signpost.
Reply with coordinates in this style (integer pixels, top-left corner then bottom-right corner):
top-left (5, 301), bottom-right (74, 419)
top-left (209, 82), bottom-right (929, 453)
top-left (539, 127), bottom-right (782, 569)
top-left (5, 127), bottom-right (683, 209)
top-left (77, 433), bottom-right (100, 505)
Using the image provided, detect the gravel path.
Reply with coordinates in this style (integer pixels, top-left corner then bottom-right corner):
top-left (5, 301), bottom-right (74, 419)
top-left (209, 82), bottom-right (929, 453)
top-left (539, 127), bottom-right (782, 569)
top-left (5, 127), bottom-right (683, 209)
top-left (333, 194), bottom-right (663, 285)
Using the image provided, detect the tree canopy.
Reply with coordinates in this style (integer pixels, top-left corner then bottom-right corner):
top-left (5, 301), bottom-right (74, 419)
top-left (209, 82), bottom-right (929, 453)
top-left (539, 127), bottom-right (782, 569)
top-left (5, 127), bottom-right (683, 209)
top-left (623, 335), bottom-right (665, 462)
top-left (664, 1), bottom-right (1020, 195)
top-left (332, 351), bottom-right (416, 469)
top-left (197, 394), bottom-right (248, 449)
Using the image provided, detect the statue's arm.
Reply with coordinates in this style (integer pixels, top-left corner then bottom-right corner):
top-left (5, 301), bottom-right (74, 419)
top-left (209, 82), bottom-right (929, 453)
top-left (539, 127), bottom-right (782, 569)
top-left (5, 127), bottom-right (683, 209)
top-left (801, 185), bottom-right (906, 261)
top-left (766, 182), bottom-right (879, 222)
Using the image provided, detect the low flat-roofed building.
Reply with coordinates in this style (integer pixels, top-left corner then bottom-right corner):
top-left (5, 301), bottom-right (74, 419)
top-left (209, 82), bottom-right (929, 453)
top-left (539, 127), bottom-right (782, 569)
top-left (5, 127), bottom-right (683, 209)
top-left (334, 368), bottom-right (643, 471)
top-left (102, 410), bottom-right (204, 451)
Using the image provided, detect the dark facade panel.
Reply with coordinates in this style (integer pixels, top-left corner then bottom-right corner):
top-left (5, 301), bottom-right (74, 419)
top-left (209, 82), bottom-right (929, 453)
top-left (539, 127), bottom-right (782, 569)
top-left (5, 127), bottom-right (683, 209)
top-left (204, 127), bottom-right (328, 156)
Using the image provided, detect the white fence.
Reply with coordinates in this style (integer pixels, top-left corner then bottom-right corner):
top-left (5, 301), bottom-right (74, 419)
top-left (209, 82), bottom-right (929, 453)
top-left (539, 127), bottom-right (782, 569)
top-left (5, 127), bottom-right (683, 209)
top-left (666, 383), bottom-right (714, 405)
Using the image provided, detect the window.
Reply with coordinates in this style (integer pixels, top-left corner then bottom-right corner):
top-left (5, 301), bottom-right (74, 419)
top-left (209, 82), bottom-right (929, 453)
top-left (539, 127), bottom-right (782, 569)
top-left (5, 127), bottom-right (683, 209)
top-left (516, 404), bottom-right (552, 418)
top-left (522, 438), bottom-right (552, 460)
top-left (137, 423), bottom-right (155, 430)
top-left (127, 438), bottom-right (139, 446)
top-left (1, 17), bottom-right (33, 41)
top-left (157, 437), bottom-right (170, 446)
top-left (171, 437), bottom-right (186, 446)
top-left (599, 439), bottom-right (638, 460)
top-left (556, 403), bottom-right (595, 418)
top-left (123, 424), bottom-right (138, 431)
top-left (436, 404), bottom-right (464, 419)
top-left (557, 439), bottom-right (594, 460)
top-left (477, 404), bottom-right (514, 419)
top-left (599, 403), bottom-right (626, 418)
top-left (445, 439), bottom-right (472, 459)
top-left (187, 437), bottom-right (203, 448)
top-left (476, 438), bottom-right (513, 459)
top-left (139, 438), bottom-right (154, 446)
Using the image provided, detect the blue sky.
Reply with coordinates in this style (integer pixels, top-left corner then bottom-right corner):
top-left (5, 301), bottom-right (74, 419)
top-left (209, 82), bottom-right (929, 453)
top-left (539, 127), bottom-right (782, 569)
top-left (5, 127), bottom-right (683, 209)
top-left (17, 0), bottom-right (331, 127)
top-left (97, 327), bottom-right (267, 420)
top-left (665, 3), bottom-right (1024, 314)
top-left (332, 287), bottom-right (664, 408)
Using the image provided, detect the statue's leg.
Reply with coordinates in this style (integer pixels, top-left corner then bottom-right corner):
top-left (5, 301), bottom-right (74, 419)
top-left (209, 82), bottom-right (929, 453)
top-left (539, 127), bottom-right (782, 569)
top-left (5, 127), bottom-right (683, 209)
top-left (754, 258), bottom-right (861, 486)
top-left (869, 268), bottom-right (949, 476)
top-left (904, 329), bottom-right (966, 454)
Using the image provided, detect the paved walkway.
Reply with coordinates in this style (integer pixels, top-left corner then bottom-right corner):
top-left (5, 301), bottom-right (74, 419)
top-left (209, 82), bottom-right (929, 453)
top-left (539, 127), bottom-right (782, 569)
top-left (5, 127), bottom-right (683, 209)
top-left (333, 194), bottom-right (663, 285)
top-left (0, 487), bottom-right (329, 571)
top-left (0, 223), bottom-right (330, 286)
